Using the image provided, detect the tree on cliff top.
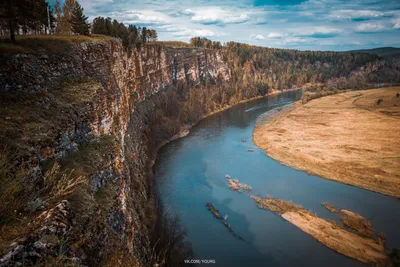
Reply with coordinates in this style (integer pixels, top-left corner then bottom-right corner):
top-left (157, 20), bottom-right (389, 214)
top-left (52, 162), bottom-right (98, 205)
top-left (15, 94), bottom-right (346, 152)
top-left (0, 0), bottom-right (24, 43)
top-left (70, 1), bottom-right (89, 35)
top-left (59, 0), bottom-right (75, 34)
top-left (0, 0), bottom-right (51, 43)
top-left (53, 0), bottom-right (62, 34)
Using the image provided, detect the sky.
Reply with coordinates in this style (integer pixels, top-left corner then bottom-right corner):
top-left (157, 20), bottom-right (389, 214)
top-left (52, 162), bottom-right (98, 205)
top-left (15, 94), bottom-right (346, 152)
top-left (49, 0), bottom-right (400, 51)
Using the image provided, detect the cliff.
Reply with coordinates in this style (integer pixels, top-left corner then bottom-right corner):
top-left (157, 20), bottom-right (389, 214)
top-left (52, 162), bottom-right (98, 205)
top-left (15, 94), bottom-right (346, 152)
top-left (0, 37), bottom-right (385, 266)
top-left (0, 39), bottom-right (231, 266)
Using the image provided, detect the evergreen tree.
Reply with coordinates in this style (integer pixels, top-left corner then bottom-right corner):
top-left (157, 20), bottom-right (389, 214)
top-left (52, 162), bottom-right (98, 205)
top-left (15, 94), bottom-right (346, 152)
top-left (0, 0), bottom-right (49, 42)
top-left (70, 1), bottom-right (89, 35)
top-left (49, 9), bottom-right (56, 34)
top-left (54, 0), bottom-right (62, 34)
top-left (105, 17), bottom-right (112, 35)
top-left (92, 16), bottom-right (106, 34)
top-left (128, 25), bottom-right (138, 48)
top-left (141, 26), bottom-right (147, 43)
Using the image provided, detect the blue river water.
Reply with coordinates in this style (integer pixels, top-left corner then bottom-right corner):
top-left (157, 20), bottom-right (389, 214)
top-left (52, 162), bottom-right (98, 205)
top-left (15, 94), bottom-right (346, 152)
top-left (155, 90), bottom-right (400, 267)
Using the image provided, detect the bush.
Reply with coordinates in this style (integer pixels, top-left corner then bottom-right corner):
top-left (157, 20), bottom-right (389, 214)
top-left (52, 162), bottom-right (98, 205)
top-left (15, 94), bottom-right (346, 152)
top-left (301, 89), bottom-right (340, 104)
top-left (42, 162), bottom-right (88, 204)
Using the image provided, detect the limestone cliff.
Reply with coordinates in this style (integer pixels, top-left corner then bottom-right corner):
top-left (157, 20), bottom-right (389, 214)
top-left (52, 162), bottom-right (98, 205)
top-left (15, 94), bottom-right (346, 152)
top-left (0, 39), bottom-right (231, 266)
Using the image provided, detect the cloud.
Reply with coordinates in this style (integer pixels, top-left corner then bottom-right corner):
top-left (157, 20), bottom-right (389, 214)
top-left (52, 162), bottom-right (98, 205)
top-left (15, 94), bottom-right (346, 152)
top-left (157, 25), bottom-right (218, 38)
top-left (329, 10), bottom-right (388, 21)
top-left (268, 32), bottom-right (287, 38)
top-left (278, 37), bottom-right (307, 45)
top-left (255, 18), bottom-right (268, 25)
top-left (191, 14), bottom-right (249, 25)
top-left (173, 28), bottom-right (218, 37)
top-left (250, 34), bottom-right (265, 40)
top-left (356, 22), bottom-right (386, 33)
top-left (110, 10), bottom-right (171, 26)
top-left (296, 27), bottom-right (341, 38)
top-left (170, 8), bottom-right (196, 17)
top-left (181, 8), bottom-right (195, 16)
top-left (394, 18), bottom-right (400, 29)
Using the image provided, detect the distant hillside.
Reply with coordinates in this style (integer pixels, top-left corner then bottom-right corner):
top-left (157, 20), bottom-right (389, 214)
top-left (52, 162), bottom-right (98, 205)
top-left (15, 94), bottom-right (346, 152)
top-left (348, 47), bottom-right (400, 58)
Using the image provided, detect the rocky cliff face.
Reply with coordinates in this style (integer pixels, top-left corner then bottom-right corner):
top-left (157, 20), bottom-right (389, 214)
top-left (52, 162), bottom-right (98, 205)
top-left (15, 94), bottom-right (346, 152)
top-left (0, 39), bottom-right (231, 266)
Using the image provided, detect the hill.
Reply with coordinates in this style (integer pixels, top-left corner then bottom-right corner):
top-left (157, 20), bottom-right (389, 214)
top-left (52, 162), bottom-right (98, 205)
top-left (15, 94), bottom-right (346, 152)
top-left (348, 47), bottom-right (400, 58)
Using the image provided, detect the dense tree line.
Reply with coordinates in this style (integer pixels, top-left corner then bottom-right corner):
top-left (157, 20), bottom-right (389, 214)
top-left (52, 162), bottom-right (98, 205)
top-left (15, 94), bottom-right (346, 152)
top-left (224, 41), bottom-right (382, 91)
top-left (0, 0), bottom-right (90, 42)
top-left (91, 16), bottom-right (158, 48)
top-left (190, 37), bottom-right (222, 49)
top-left (0, 0), bottom-right (159, 48)
top-left (0, 0), bottom-right (55, 42)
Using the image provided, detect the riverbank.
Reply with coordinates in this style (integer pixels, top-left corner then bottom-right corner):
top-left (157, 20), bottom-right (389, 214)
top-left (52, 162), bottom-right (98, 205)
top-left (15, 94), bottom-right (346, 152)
top-left (253, 87), bottom-right (400, 198)
top-left (151, 88), bottom-right (299, 166)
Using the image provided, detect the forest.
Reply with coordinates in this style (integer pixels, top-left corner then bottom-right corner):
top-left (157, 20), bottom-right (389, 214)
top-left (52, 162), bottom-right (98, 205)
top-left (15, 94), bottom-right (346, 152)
top-left (0, 0), bottom-right (158, 49)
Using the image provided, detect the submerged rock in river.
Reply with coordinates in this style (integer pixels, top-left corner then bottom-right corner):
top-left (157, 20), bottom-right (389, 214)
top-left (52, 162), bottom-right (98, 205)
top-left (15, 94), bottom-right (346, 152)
top-left (205, 203), bottom-right (244, 241)
top-left (206, 203), bottom-right (222, 219)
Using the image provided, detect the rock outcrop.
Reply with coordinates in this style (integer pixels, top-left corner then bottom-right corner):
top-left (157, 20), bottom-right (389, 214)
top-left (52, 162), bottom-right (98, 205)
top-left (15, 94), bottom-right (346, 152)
top-left (0, 40), bottom-right (232, 266)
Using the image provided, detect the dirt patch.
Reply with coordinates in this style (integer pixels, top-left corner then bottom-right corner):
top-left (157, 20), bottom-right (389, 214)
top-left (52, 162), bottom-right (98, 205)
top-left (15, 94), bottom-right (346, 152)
top-left (253, 87), bottom-right (400, 198)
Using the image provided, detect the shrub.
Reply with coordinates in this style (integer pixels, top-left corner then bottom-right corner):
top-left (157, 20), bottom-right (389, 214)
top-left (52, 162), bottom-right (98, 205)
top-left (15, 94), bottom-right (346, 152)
top-left (42, 162), bottom-right (87, 204)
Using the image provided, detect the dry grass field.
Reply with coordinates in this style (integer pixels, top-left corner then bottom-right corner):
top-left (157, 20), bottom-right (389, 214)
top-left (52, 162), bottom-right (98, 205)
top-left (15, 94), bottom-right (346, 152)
top-left (253, 87), bottom-right (400, 198)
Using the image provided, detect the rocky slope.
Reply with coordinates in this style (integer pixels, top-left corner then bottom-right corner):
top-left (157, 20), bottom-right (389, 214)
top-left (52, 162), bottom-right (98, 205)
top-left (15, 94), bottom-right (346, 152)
top-left (0, 39), bottom-right (230, 266)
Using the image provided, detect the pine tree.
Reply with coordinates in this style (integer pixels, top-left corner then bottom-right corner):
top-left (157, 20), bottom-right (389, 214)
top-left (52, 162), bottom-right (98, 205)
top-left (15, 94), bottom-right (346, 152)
top-left (54, 0), bottom-right (62, 34)
top-left (1, 0), bottom-right (48, 42)
top-left (70, 1), bottom-right (89, 35)
top-left (105, 17), bottom-right (112, 35)
top-left (92, 16), bottom-right (106, 34)
top-left (128, 25), bottom-right (138, 48)
top-left (141, 26), bottom-right (147, 43)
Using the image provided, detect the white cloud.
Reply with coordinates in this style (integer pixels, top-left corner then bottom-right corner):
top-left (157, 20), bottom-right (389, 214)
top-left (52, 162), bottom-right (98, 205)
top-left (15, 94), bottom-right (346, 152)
top-left (329, 10), bottom-right (386, 21)
top-left (191, 14), bottom-right (249, 24)
top-left (255, 18), bottom-right (268, 24)
top-left (250, 34), bottom-right (265, 40)
top-left (356, 23), bottom-right (386, 32)
top-left (393, 18), bottom-right (400, 29)
top-left (223, 14), bottom-right (249, 24)
top-left (268, 32), bottom-right (287, 38)
top-left (292, 26), bottom-right (341, 38)
top-left (112, 10), bottom-right (171, 25)
top-left (171, 28), bottom-right (218, 37)
top-left (181, 8), bottom-right (195, 16)
top-left (278, 37), bottom-right (307, 45)
top-left (189, 7), bottom-right (250, 25)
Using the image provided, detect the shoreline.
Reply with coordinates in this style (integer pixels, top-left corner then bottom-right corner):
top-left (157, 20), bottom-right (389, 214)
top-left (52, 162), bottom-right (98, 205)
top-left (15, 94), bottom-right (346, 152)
top-left (150, 88), bottom-right (300, 167)
top-left (253, 87), bottom-right (400, 199)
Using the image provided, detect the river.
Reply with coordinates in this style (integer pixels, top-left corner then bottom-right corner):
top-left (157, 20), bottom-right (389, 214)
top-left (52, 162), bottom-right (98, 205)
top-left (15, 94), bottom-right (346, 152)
top-left (154, 90), bottom-right (400, 267)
